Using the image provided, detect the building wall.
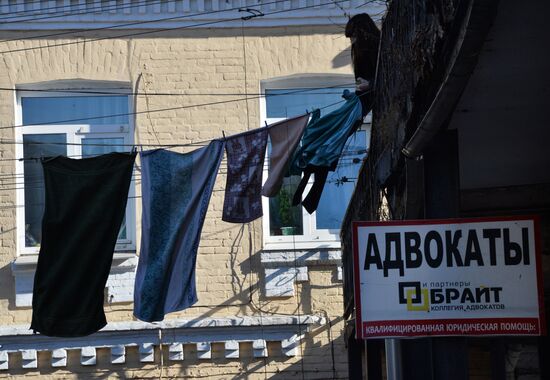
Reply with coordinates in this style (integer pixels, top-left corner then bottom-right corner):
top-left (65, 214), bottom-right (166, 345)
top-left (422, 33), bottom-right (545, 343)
top-left (451, 0), bottom-right (550, 190)
top-left (0, 26), bottom-right (353, 378)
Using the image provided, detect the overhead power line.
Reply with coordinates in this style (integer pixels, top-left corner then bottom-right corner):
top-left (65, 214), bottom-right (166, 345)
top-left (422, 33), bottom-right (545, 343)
top-left (0, 0), bottom-right (270, 39)
top-left (0, 0), bottom-right (371, 54)
top-left (2, 83), bottom-right (354, 97)
top-left (0, 0), bottom-right (271, 43)
top-left (0, 86), bottom-right (367, 130)
top-left (0, 0), bottom-right (164, 23)
top-left (0, 90), bottom-right (371, 165)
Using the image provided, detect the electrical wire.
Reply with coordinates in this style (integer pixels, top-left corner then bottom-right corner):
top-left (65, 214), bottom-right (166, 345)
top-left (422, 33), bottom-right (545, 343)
top-left (0, 85), bottom-right (366, 129)
top-left (0, 0), bottom-right (291, 43)
top-left (0, 87), bottom-right (365, 130)
top-left (0, 157), bottom-right (361, 180)
top-left (0, 5), bottom-right (370, 368)
top-left (0, 0), bottom-right (379, 30)
top-left (2, 87), bottom-right (352, 96)
top-left (0, 0), bottom-right (370, 54)
top-left (0, 157), bottom-right (363, 187)
top-left (0, 0), bottom-right (165, 23)
top-left (0, 0), bottom-right (280, 26)
top-left (4, 0), bottom-right (95, 8)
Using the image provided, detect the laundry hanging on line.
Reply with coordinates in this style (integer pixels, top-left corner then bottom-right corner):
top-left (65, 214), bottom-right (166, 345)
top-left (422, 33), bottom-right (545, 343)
top-left (31, 151), bottom-right (136, 337)
top-left (261, 114), bottom-right (310, 197)
top-left (28, 108), bottom-right (355, 331)
top-left (133, 140), bottom-right (225, 323)
top-left (222, 128), bottom-right (268, 223)
top-left (290, 90), bottom-right (363, 213)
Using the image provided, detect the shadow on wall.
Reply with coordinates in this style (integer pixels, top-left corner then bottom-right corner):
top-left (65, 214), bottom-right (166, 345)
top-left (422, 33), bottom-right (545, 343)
top-left (332, 48), bottom-right (352, 69)
top-left (0, 262), bottom-right (17, 311)
top-left (6, 334), bottom-right (348, 379)
top-left (2, 220), bottom-right (349, 378)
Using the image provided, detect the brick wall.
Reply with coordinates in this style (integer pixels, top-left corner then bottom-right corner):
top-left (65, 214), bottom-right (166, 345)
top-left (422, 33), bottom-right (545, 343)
top-left (0, 26), bottom-right (353, 378)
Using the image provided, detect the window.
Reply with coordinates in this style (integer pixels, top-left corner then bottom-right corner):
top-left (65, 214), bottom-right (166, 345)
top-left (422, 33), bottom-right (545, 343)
top-left (15, 83), bottom-right (135, 255)
top-left (261, 75), bottom-right (371, 250)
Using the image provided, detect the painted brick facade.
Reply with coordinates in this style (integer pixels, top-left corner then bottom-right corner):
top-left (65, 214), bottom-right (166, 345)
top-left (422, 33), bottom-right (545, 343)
top-left (0, 17), bottom-right (359, 378)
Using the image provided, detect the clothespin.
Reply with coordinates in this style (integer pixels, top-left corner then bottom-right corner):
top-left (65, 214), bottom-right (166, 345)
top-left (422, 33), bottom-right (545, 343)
top-left (222, 131), bottom-right (227, 141)
top-left (264, 121), bottom-right (269, 128)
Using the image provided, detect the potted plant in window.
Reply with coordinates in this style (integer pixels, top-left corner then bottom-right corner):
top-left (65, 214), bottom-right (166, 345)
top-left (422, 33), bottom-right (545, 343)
top-left (278, 187), bottom-right (296, 235)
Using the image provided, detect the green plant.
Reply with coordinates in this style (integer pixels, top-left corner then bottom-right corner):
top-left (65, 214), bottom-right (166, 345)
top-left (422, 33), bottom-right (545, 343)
top-left (278, 187), bottom-right (294, 227)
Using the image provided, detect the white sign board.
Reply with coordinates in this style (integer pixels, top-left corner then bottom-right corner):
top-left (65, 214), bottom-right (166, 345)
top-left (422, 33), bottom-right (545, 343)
top-left (352, 216), bottom-right (545, 339)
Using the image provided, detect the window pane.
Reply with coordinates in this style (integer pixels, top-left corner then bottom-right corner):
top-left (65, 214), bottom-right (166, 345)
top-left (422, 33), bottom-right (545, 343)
top-left (82, 137), bottom-right (125, 157)
top-left (23, 134), bottom-right (67, 247)
top-left (82, 137), bottom-right (129, 240)
top-left (269, 175), bottom-right (304, 236)
top-left (316, 130), bottom-right (367, 230)
top-left (265, 88), bottom-right (352, 118)
top-left (22, 95), bottom-right (129, 125)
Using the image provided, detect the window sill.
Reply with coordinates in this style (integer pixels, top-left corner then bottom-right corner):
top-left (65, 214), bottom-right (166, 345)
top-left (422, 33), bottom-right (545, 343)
top-left (11, 253), bottom-right (138, 307)
top-left (260, 247), bottom-right (343, 298)
top-left (12, 252), bottom-right (136, 271)
top-left (262, 240), bottom-right (341, 251)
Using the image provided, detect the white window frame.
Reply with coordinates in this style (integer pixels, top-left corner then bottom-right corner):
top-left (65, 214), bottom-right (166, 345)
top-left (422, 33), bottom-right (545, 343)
top-left (260, 74), bottom-right (369, 250)
top-left (14, 82), bottom-right (136, 256)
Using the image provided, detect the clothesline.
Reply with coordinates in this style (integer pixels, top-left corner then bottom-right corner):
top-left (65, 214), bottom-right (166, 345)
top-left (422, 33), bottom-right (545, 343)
top-left (0, 86), bottom-right (368, 131)
top-left (0, 159), bottom-right (363, 182)
top-left (0, 147), bottom-right (366, 165)
top-left (0, 149), bottom-right (366, 186)
top-left (0, 90), bottom-right (371, 166)
top-left (0, 168), bottom-right (361, 190)
top-left (0, 175), bottom-right (359, 197)
top-left (22, 90), bottom-right (366, 335)
top-left (0, 153), bottom-right (364, 182)
top-left (0, 94), bottom-right (369, 191)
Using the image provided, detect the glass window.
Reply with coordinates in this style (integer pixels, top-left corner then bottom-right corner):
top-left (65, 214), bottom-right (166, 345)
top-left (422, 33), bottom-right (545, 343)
top-left (268, 175), bottom-right (304, 236)
top-left (82, 137), bottom-right (125, 157)
top-left (316, 130), bottom-right (367, 230)
top-left (265, 88), bottom-right (349, 118)
top-left (23, 134), bottom-right (67, 247)
top-left (262, 79), bottom-right (369, 249)
top-left (16, 91), bottom-right (134, 254)
top-left (21, 95), bottom-right (129, 125)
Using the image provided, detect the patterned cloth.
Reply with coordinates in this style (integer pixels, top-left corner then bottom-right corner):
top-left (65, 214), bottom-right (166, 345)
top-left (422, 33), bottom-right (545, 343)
top-left (134, 141), bottom-right (224, 322)
top-left (261, 114), bottom-right (310, 197)
top-left (31, 152), bottom-right (136, 337)
top-left (222, 129), bottom-right (268, 223)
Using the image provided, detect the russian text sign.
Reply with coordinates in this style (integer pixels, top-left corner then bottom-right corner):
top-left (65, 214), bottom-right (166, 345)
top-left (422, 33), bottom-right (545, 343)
top-left (352, 216), bottom-right (545, 339)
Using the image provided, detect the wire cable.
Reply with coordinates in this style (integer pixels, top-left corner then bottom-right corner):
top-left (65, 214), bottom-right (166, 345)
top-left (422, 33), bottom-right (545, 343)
top-left (2, 87), bottom-right (353, 96)
top-left (0, 0), bottom-right (284, 43)
top-left (0, 0), bottom-right (369, 53)
top-left (0, 87), bottom-right (368, 130)
top-left (0, 0), bottom-right (165, 23)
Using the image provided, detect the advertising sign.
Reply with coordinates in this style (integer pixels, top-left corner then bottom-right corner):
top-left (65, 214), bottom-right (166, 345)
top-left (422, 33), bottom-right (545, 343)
top-left (352, 216), bottom-right (545, 339)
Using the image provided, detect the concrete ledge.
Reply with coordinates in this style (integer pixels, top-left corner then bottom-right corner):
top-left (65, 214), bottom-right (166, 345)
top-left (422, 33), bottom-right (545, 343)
top-left (261, 249), bottom-right (342, 298)
top-left (261, 249), bottom-right (341, 267)
top-left (0, 315), bottom-right (323, 370)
